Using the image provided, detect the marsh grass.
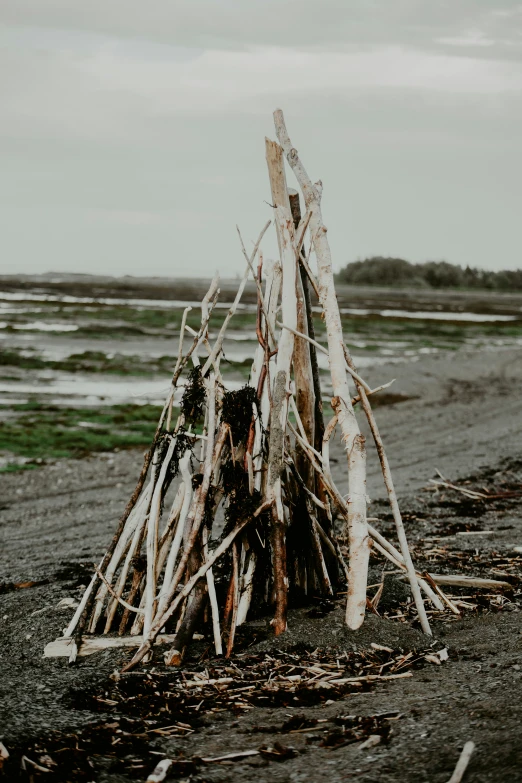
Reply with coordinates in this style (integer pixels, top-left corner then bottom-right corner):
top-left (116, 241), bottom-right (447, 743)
top-left (0, 402), bottom-right (167, 467)
top-left (0, 349), bottom-right (180, 376)
top-left (0, 348), bottom-right (255, 382)
top-left (3, 303), bottom-right (256, 333)
top-left (5, 299), bottom-right (522, 348)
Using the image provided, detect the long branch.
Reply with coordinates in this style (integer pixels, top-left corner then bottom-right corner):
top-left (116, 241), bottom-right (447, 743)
top-left (274, 109), bottom-right (369, 630)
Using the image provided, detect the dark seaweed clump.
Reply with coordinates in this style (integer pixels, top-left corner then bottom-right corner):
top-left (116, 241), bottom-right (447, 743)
top-left (221, 460), bottom-right (271, 570)
top-left (180, 365), bottom-right (206, 425)
top-left (222, 385), bottom-right (259, 443)
top-left (222, 460), bottom-right (261, 530)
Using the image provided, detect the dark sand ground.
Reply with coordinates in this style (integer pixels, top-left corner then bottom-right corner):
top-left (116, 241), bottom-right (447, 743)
top-left (1, 343), bottom-right (522, 781)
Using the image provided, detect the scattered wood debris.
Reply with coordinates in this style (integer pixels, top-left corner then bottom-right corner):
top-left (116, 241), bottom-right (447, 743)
top-left (0, 579), bottom-right (49, 595)
top-left (69, 644), bottom-right (432, 721)
top-left (6, 645), bottom-right (418, 779)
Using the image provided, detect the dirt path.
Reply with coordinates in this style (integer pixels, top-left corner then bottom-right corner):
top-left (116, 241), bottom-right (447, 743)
top-left (1, 345), bottom-right (521, 782)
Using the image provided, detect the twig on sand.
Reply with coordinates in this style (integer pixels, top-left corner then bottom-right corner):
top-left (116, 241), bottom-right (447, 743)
top-left (202, 750), bottom-right (260, 763)
top-left (146, 758), bottom-right (172, 783)
top-left (446, 741), bottom-right (475, 783)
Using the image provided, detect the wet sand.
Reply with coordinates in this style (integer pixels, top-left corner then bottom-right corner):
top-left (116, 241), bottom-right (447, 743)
top-left (1, 340), bottom-right (522, 781)
top-left (1, 272), bottom-right (522, 780)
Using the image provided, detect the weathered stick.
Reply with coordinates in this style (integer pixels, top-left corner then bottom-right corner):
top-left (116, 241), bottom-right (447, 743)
top-left (266, 206), bottom-right (298, 635)
top-left (348, 370), bottom-right (432, 634)
top-left (156, 451), bottom-right (193, 618)
top-left (146, 759), bottom-right (173, 783)
top-left (371, 538), bottom-right (445, 612)
top-left (44, 633), bottom-right (181, 658)
top-left (144, 436), bottom-right (177, 638)
top-left (308, 507), bottom-right (333, 595)
top-left (165, 564), bottom-right (208, 666)
top-left (118, 556), bottom-right (146, 635)
top-left (93, 564), bottom-right (144, 614)
top-left (446, 742), bottom-right (475, 783)
top-left (266, 140), bottom-right (315, 484)
top-left (289, 188), bottom-right (325, 455)
top-left (274, 110), bottom-right (369, 630)
top-left (426, 574), bottom-right (512, 590)
top-left (351, 379), bottom-right (396, 406)
top-left (236, 549), bottom-right (257, 626)
top-left (253, 261), bottom-right (282, 492)
top-left (203, 525), bottom-right (223, 656)
top-left (225, 542), bottom-right (240, 657)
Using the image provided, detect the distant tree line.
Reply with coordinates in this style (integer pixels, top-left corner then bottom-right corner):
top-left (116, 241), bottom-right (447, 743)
top-left (336, 257), bottom-right (522, 291)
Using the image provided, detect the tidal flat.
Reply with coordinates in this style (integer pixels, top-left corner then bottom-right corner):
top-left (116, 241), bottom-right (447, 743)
top-left (1, 273), bottom-right (522, 471)
top-left (1, 274), bottom-right (522, 782)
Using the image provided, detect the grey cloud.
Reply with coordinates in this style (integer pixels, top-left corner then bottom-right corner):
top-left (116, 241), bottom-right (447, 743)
top-left (2, 1), bottom-right (522, 60)
top-left (0, 2), bottom-right (521, 277)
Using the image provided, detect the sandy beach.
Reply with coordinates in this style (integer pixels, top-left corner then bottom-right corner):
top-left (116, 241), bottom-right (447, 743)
top-left (0, 274), bottom-right (520, 782)
top-left (1, 326), bottom-right (522, 780)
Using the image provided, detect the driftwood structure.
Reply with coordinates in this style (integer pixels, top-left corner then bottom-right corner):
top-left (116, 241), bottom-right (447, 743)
top-left (46, 109), bottom-right (456, 670)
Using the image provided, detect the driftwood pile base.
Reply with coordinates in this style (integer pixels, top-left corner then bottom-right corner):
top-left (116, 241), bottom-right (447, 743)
top-left (46, 110), bottom-right (479, 670)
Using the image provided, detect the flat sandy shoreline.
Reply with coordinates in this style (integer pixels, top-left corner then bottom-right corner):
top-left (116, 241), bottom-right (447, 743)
top-left (1, 343), bottom-right (521, 782)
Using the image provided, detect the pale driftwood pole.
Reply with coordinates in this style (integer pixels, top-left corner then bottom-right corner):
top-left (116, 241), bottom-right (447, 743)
top-left (273, 109), bottom-right (369, 630)
top-left (266, 141), bottom-right (315, 491)
top-left (266, 141), bottom-right (315, 463)
top-left (266, 205), bottom-right (298, 635)
top-left (143, 437), bottom-right (176, 638)
top-left (156, 451), bottom-right (192, 618)
top-left (342, 347), bottom-right (432, 634)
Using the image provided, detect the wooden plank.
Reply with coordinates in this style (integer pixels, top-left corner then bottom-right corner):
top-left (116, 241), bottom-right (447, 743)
top-left (43, 633), bottom-right (181, 658)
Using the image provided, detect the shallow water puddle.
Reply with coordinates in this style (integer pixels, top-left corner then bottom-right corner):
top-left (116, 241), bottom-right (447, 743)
top-left (0, 374), bottom-right (244, 407)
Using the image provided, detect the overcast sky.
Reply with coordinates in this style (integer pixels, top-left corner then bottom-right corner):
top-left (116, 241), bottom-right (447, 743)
top-left (1, 1), bottom-right (521, 278)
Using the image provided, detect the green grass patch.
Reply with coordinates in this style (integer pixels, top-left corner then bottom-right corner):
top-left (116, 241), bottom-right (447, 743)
top-left (3, 304), bottom-right (257, 338)
top-left (0, 349), bottom-right (181, 377)
top-left (0, 348), bottom-right (257, 381)
top-left (0, 403), bottom-right (167, 462)
top-left (0, 462), bottom-right (39, 474)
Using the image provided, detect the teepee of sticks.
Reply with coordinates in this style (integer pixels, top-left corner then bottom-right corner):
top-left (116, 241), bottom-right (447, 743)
top-left (46, 109), bottom-right (452, 670)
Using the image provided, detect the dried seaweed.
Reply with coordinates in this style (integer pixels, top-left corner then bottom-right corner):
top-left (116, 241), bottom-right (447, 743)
top-left (222, 460), bottom-right (262, 532)
top-left (180, 365), bottom-right (206, 425)
top-left (321, 713), bottom-right (394, 749)
top-left (222, 385), bottom-right (260, 443)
